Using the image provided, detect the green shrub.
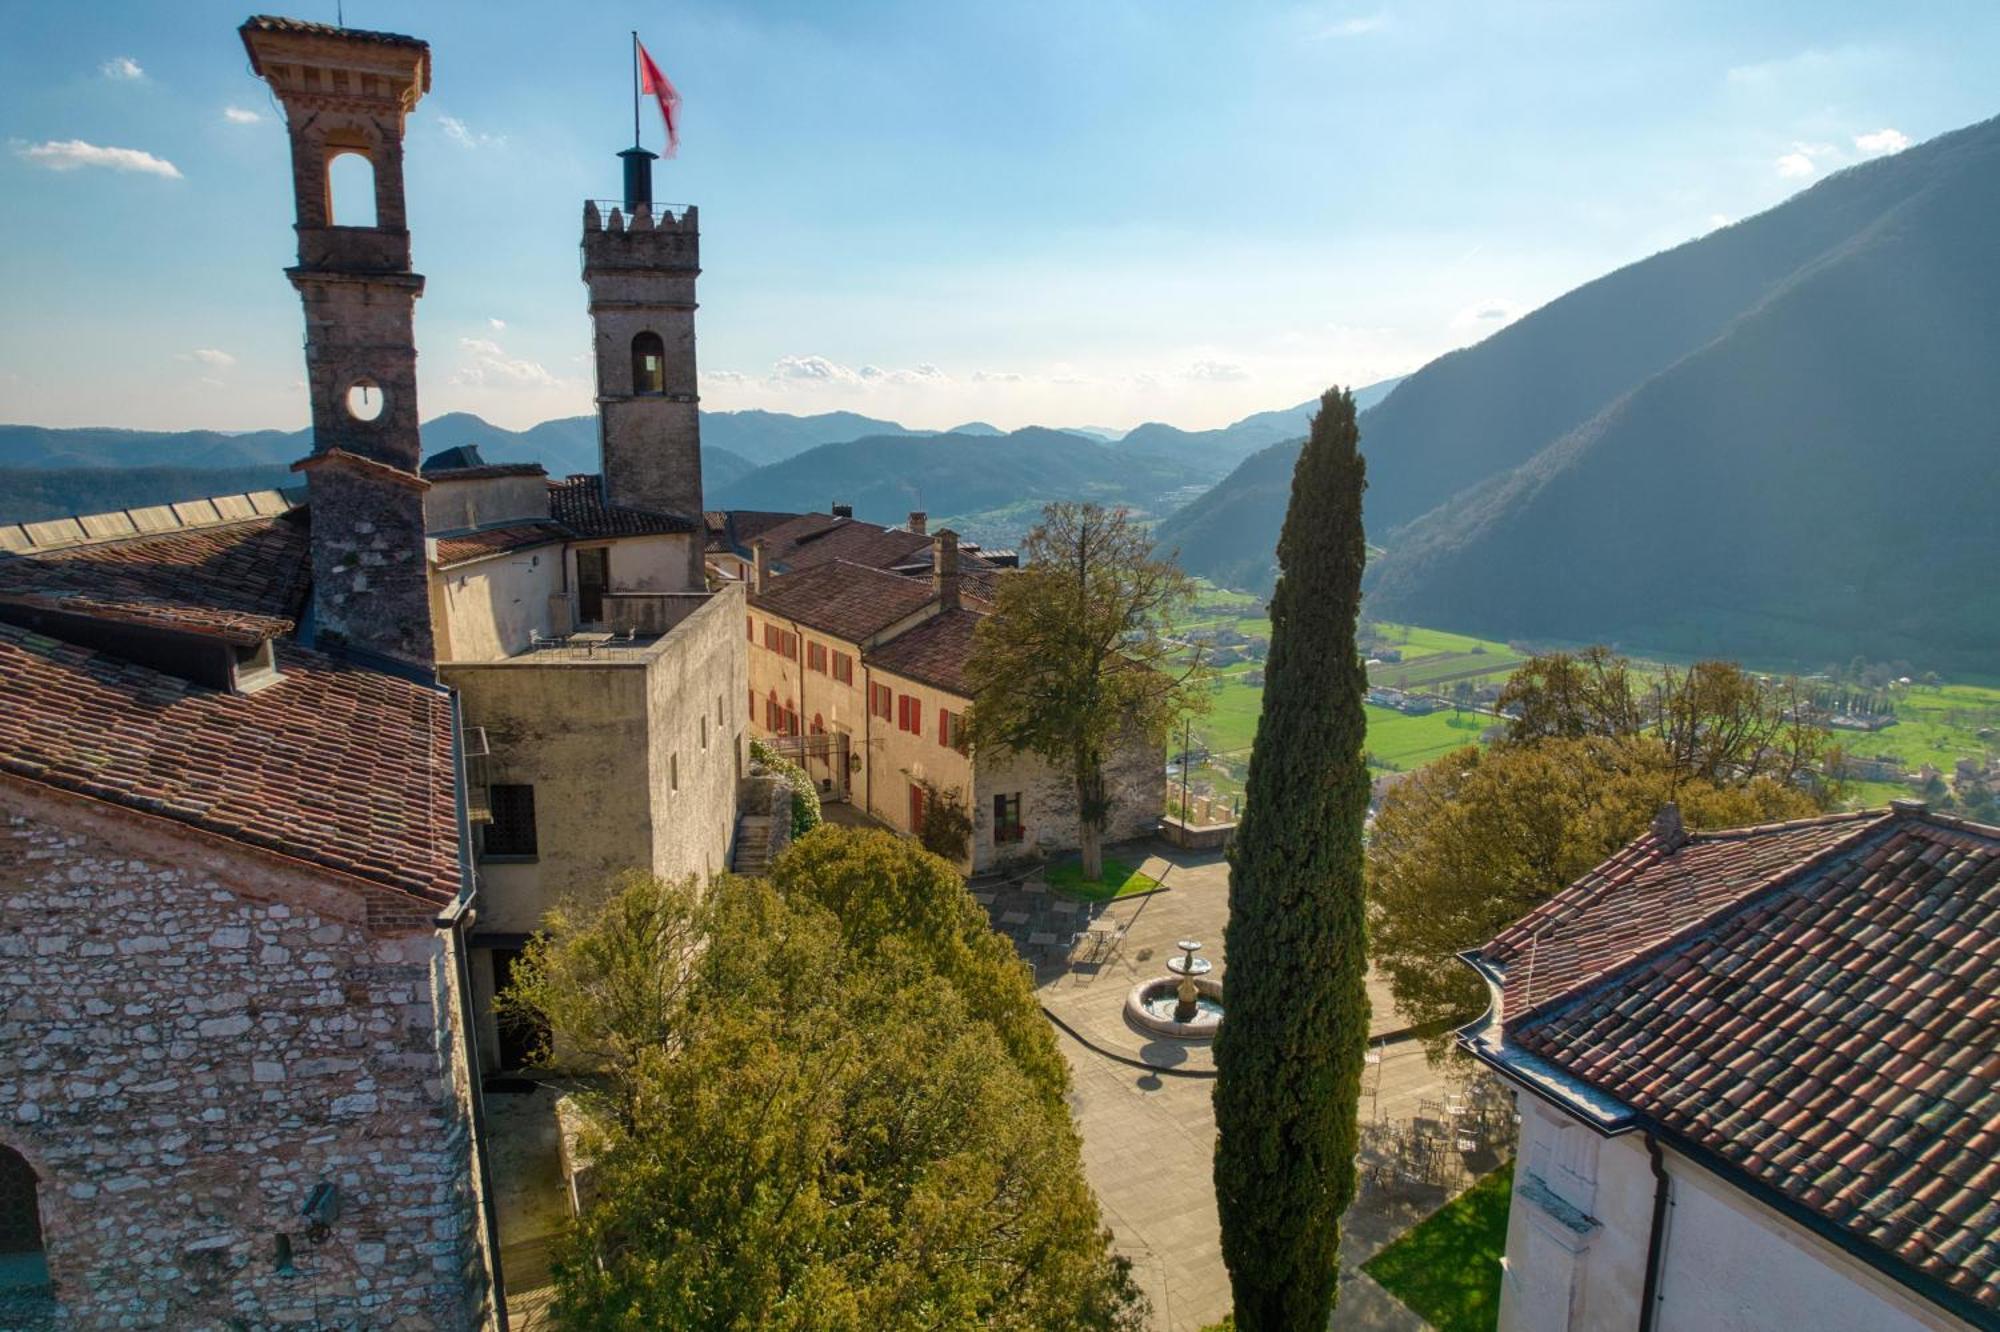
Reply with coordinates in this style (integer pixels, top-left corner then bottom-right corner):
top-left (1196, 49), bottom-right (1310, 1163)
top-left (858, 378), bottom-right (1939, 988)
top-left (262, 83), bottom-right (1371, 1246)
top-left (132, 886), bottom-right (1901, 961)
top-left (750, 738), bottom-right (823, 838)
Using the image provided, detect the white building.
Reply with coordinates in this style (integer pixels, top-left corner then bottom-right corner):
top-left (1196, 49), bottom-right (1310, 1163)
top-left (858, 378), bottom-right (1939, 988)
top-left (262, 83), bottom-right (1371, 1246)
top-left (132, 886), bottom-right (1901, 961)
top-left (1460, 801), bottom-right (1999, 1332)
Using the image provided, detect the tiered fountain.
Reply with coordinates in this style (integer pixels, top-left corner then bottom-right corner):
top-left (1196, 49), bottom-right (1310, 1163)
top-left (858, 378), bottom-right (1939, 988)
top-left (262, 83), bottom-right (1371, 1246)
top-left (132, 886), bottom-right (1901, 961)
top-left (1124, 938), bottom-right (1224, 1040)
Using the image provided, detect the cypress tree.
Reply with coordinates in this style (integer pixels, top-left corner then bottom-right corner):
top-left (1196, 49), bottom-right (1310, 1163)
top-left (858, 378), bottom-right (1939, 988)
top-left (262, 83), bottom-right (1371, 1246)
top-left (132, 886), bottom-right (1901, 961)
top-left (1212, 387), bottom-right (1372, 1329)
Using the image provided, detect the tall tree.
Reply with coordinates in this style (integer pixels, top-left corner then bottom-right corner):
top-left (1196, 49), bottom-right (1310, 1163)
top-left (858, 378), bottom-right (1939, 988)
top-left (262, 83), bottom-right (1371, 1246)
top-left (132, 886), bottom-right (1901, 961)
top-left (965, 502), bottom-right (1206, 880)
top-left (1212, 388), bottom-right (1372, 1329)
top-left (505, 829), bottom-right (1144, 1331)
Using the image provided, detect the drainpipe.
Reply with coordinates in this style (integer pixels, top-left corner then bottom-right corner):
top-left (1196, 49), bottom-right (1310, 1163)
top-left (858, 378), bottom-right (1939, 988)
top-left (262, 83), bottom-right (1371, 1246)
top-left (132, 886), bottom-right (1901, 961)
top-left (1639, 1131), bottom-right (1671, 1332)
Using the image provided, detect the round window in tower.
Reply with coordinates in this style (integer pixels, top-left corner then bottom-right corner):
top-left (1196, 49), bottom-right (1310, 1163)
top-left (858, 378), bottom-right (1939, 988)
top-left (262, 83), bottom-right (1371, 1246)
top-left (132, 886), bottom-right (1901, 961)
top-left (345, 379), bottom-right (386, 422)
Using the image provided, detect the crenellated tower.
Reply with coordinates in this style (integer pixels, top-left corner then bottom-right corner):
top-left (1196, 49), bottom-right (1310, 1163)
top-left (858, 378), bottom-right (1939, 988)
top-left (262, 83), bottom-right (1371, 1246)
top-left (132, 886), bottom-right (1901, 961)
top-left (581, 149), bottom-right (704, 584)
top-left (241, 15), bottom-right (435, 669)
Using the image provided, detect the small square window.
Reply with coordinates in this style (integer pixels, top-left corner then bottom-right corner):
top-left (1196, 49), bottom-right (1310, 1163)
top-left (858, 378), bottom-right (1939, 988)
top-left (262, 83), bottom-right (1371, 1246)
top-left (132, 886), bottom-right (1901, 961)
top-left (484, 784), bottom-right (538, 858)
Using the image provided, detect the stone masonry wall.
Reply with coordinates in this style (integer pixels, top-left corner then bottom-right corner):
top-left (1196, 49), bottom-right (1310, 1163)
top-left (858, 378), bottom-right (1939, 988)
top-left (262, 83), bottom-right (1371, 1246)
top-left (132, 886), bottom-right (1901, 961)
top-left (0, 784), bottom-right (490, 1330)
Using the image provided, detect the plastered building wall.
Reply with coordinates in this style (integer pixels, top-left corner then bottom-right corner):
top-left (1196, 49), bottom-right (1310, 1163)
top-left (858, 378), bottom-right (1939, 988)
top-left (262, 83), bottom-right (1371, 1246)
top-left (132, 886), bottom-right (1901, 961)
top-left (423, 474), bottom-right (550, 533)
top-left (1499, 1092), bottom-right (1957, 1332)
top-left (432, 545), bottom-right (565, 662)
top-left (0, 782), bottom-right (492, 1330)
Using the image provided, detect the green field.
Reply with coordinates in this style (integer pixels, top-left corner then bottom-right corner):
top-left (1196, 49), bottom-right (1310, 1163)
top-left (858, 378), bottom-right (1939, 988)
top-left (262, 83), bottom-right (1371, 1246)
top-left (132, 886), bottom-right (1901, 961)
top-left (1170, 584), bottom-right (2000, 814)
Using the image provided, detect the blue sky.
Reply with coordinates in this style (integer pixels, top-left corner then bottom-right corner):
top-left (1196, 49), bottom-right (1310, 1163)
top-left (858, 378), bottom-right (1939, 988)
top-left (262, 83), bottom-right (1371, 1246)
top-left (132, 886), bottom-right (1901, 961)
top-left (3, 1), bottom-right (1998, 433)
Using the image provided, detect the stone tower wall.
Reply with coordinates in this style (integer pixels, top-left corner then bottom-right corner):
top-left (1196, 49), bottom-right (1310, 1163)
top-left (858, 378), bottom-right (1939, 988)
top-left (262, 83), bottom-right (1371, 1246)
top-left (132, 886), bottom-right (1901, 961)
top-left (582, 203), bottom-right (705, 523)
top-left (0, 782), bottom-right (494, 1329)
top-left (244, 18), bottom-right (436, 668)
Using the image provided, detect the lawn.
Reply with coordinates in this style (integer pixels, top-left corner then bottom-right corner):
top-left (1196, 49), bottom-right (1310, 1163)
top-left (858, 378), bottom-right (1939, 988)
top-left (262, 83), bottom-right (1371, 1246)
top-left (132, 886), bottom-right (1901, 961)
top-left (1045, 856), bottom-right (1162, 902)
top-left (1362, 1165), bottom-right (1514, 1332)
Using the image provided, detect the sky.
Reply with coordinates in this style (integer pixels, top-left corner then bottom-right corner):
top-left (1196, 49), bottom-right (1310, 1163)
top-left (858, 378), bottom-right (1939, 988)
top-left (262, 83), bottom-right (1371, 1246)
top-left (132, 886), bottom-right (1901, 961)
top-left (2, 1), bottom-right (1998, 435)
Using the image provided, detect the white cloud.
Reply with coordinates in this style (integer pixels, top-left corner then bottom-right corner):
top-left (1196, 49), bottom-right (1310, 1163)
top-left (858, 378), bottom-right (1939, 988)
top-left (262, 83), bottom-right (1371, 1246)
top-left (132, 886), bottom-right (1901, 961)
top-left (1450, 301), bottom-right (1521, 330)
top-left (14, 139), bottom-right (181, 178)
top-left (178, 348), bottom-right (237, 368)
top-left (1854, 127), bottom-right (1911, 155)
top-left (1314, 13), bottom-right (1387, 39)
top-left (440, 114), bottom-right (505, 150)
top-left (1774, 152), bottom-right (1816, 179)
top-left (100, 56), bottom-right (143, 81)
top-left (700, 369), bottom-right (751, 385)
top-left (487, 317), bottom-right (507, 331)
top-left (1707, 213), bottom-right (1733, 231)
top-left (222, 105), bottom-right (262, 125)
top-left (452, 337), bottom-right (559, 388)
top-left (1180, 359), bottom-right (1250, 382)
top-left (768, 355), bottom-right (948, 389)
top-left (972, 369), bottom-right (1025, 383)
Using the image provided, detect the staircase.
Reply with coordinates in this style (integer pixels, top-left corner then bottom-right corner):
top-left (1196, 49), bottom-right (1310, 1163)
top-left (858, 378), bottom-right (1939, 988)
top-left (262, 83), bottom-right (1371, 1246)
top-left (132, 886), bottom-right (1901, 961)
top-left (730, 813), bottom-right (779, 876)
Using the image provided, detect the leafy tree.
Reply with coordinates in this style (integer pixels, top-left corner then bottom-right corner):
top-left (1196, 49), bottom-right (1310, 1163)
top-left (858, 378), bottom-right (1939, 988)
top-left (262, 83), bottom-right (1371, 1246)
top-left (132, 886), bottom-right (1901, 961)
top-left (912, 778), bottom-right (974, 865)
top-left (1367, 735), bottom-right (1819, 1053)
top-left (966, 502), bottom-right (1208, 880)
top-left (1212, 388), bottom-right (1372, 1329)
top-left (1499, 651), bottom-right (1828, 787)
top-left (506, 828), bottom-right (1142, 1330)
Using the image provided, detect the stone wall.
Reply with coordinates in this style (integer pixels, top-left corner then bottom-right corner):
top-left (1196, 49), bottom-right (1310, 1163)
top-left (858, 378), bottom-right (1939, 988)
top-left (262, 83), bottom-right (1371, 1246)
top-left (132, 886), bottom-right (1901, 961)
top-left (0, 780), bottom-right (493, 1329)
top-left (972, 719), bottom-right (1165, 872)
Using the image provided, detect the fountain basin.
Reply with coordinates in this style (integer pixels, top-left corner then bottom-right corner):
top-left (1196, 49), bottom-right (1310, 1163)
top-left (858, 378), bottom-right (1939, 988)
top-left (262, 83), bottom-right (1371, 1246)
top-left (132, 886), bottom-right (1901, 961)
top-left (1124, 975), bottom-right (1225, 1041)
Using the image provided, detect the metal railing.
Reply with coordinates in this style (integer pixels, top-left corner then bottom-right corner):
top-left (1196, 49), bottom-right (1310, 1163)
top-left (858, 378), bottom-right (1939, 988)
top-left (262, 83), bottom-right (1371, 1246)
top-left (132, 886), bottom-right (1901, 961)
top-left (583, 199), bottom-right (692, 228)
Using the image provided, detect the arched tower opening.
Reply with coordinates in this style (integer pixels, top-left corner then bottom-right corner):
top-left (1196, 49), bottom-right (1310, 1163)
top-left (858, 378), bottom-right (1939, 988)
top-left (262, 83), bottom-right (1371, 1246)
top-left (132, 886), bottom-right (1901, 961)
top-left (327, 149), bottom-right (379, 227)
top-left (631, 331), bottom-right (666, 395)
top-left (0, 1144), bottom-right (47, 1293)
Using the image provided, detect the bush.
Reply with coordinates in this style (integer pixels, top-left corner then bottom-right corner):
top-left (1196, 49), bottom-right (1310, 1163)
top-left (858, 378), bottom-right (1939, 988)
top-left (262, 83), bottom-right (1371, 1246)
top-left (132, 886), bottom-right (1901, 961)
top-left (750, 738), bottom-right (822, 838)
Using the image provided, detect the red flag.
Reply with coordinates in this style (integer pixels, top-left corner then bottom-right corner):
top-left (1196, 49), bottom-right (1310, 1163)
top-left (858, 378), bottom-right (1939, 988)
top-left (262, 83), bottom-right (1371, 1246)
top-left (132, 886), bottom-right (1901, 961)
top-left (636, 40), bottom-right (681, 158)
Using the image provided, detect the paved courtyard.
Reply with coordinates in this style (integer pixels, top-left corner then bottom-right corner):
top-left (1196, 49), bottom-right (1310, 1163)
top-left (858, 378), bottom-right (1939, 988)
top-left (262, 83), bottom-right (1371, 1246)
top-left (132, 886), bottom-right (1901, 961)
top-left (977, 840), bottom-right (1472, 1331)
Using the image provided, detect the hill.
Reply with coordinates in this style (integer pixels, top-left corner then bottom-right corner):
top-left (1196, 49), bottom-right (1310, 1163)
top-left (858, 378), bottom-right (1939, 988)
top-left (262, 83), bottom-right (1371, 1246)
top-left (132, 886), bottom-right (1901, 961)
top-left (710, 427), bottom-right (1208, 548)
top-left (1161, 115), bottom-right (2000, 671)
top-left (1116, 377), bottom-right (1401, 480)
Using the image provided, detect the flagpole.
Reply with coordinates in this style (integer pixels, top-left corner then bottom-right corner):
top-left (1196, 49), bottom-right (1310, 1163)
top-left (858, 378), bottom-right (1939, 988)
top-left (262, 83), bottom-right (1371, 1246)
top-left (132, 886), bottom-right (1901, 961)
top-left (631, 31), bottom-right (641, 150)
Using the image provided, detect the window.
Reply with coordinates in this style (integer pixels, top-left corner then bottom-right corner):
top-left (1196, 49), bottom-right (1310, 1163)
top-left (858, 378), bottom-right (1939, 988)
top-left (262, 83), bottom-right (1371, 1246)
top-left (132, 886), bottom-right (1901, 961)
top-left (870, 682), bottom-right (894, 720)
top-left (812, 713), bottom-right (826, 734)
top-left (717, 693), bottom-right (724, 725)
top-left (670, 753), bottom-right (679, 792)
top-left (993, 793), bottom-right (1024, 844)
top-left (327, 149), bottom-right (377, 227)
top-left (762, 624), bottom-right (797, 660)
top-left (832, 651), bottom-right (854, 685)
top-left (938, 708), bottom-right (966, 751)
top-left (750, 687), bottom-right (757, 720)
top-left (807, 641), bottom-right (828, 674)
top-left (0, 1144), bottom-right (45, 1291)
top-left (484, 784), bottom-right (538, 858)
top-left (909, 782), bottom-right (928, 833)
top-left (747, 615), bottom-right (755, 642)
top-left (766, 691), bottom-right (781, 732)
top-left (631, 331), bottom-right (666, 394)
top-left (897, 694), bottom-right (923, 736)
top-left (783, 702), bottom-right (799, 736)
top-left (700, 715), bottom-right (709, 750)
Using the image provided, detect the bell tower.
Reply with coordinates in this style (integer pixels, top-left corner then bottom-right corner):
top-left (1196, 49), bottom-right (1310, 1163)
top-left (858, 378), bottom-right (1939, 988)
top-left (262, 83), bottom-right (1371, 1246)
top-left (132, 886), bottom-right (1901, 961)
top-left (581, 149), bottom-right (704, 584)
top-left (241, 15), bottom-right (435, 669)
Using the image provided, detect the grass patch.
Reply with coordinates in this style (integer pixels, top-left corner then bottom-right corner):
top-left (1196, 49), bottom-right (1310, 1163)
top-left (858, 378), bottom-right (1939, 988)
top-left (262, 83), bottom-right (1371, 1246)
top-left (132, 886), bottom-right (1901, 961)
top-left (1044, 857), bottom-right (1162, 902)
top-left (1362, 1165), bottom-right (1513, 1332)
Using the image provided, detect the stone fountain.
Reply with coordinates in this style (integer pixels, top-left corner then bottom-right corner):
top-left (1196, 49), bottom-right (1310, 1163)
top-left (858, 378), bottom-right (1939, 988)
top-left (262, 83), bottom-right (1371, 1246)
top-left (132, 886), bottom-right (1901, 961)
top-left (1124, 938), bottom-right (1224, 1040)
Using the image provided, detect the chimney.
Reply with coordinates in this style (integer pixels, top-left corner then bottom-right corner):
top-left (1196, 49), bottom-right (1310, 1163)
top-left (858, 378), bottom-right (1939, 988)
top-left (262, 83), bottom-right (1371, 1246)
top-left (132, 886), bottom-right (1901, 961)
top-left (831, 502), bottom-right (853, 520)
top-left (1651, 802), bottom-right (1686, 851)
top-left (908, 510), bottom-right (928, 536)
top-left (751, 538), bottom-right (770, 595)
top-left (932, 529), bottom-right (961, 611)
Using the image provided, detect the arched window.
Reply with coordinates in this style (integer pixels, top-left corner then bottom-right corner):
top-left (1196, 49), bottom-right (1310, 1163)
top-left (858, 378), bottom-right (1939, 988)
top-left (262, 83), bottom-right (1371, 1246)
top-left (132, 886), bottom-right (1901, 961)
top-left (0, 1145), bottom-right (46, 1292)
top-left (327, 150), bottom-right (378, 227)
top-left (811, 713), bottom-right (825, 735)
top-left (631, 332), bottom-right (666, 395)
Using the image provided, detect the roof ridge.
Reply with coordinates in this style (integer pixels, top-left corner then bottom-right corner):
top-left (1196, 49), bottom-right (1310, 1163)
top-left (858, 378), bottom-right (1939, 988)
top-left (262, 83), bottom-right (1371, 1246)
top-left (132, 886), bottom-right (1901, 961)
top-left (0, 491), bottom-right (301, 556)
top-left (1684, 806), bottom-right (1885, 842)
top-left (1508, 810), bottom-right (1898, 1029)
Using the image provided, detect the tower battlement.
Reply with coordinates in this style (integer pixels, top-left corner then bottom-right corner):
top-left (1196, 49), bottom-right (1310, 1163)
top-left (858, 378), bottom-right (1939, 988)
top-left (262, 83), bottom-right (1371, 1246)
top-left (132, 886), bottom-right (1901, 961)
top-left (581, 201), bottom-right (700, 274)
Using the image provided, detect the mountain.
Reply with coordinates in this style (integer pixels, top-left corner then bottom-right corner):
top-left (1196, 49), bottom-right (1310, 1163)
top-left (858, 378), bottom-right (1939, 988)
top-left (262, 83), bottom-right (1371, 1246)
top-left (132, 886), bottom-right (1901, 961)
top-left (699, 446), bottom-right (757, 492)
top-left (0, 464), bottom-right (296, 526)
top-left (710, 427), bottom-right (1208, 549)
top-left (1116, 377), bottom-right (1403, 480)
top-left (1163, 115), bottom-right (2000, 672)
top-left (698, 409), bottom-right (919, 466)
top-left (946, 421), bottom-right (1004, 437)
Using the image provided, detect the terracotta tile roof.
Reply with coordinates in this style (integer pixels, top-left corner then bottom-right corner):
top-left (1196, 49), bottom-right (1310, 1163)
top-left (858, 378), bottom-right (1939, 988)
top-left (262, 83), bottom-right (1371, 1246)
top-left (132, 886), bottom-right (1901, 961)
top-left (1480, 807), bottom-right (2000, 1318)
top-left (241, 14), bottom-right (428, 48)
top-left (433, 522), bottom-right (570, 568)
top-left (705, 509), bottom-right (801, 553)
top-left (0, 622), bottom-right (462, 905)
top-left (549, 474), bottom-right (697, 537)
top-left (0, 515), bottom-right (310, 642)
top-left (863, 606), bottom-right (984, 697)
top-left (754, 512), bottom-right (1004, 579)
top-left (0, 592), bottom-right (288, 647)
top-left (750, 560), bottom-right (937, 643)
top-left (1485, 810), bottom-right (1886, 1016)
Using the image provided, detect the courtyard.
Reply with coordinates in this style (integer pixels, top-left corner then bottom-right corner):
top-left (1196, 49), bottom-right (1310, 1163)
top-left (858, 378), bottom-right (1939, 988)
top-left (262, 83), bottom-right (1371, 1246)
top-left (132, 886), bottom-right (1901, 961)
top-left (978, 840), bottom-right (1500, 1331)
